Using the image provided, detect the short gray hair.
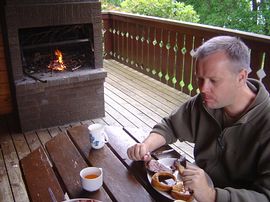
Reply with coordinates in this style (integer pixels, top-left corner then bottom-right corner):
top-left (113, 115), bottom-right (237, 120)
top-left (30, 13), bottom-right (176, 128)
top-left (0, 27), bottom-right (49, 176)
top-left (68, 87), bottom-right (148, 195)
top-left (193, 36), bottom-right (251, 73)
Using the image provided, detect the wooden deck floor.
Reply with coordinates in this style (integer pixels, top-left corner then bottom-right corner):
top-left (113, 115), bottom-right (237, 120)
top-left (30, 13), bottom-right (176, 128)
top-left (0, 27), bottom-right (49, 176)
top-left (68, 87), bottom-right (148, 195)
top-left (0, 59), bottom-right (192, 202)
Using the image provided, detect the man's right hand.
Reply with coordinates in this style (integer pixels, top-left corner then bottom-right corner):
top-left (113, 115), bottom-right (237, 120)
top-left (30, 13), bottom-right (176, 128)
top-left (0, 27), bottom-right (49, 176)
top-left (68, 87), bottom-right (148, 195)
top-left (127, 132), bottom-right (166, 161)
top-left (127, 143), bottom-right (152, 161)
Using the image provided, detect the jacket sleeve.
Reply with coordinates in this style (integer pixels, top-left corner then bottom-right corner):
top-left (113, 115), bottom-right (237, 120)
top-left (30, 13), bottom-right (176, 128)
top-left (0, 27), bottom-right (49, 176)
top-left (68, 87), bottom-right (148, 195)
top-left (216, 187), bottom-right (270, 202)
top-left (150, 96), bottom-right (199, 144)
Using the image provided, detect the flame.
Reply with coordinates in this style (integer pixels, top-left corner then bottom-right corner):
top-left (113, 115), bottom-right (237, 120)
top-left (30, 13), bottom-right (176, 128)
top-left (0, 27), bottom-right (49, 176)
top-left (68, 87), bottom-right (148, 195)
top-left (48, 49), bottom-right (66, 71)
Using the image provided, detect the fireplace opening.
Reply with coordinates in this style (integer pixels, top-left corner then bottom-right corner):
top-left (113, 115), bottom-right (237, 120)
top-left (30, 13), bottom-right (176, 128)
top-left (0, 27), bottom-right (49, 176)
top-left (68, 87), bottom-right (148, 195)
top-left (19, 23), bottom-right (95, 81)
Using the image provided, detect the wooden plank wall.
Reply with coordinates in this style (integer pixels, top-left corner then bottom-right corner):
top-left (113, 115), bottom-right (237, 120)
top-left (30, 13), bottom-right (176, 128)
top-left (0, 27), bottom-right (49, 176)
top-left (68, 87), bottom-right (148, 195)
top-left (0, 32), bottom-right (12, 115)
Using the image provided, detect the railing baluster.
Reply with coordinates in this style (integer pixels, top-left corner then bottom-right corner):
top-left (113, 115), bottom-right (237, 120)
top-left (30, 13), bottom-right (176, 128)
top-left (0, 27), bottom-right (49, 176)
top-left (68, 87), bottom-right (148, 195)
top-left (262, 51), bottom-right (270, 91)
top-left (129, 22), bottom-right (135, 68)
top-left (172, 32), bottom-right (179, 89)
top-left (146, 27), bottom-right (150, 74)
top-left (102, 12), bottom-right (270, 96)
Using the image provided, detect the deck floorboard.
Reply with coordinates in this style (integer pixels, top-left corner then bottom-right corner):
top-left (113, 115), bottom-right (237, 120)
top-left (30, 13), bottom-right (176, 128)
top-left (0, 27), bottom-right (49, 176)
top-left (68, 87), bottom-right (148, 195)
top-left (0, 59), bottom-right (193, 201)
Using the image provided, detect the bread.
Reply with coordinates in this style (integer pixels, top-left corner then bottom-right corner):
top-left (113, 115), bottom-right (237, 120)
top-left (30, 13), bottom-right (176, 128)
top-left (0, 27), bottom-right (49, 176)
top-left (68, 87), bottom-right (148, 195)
top-left (174, 156), bottom-right (187, 175)
top-left (170, 181), bottom-right (193, 201)
top-left (151, 171), bottom-right (176, 192)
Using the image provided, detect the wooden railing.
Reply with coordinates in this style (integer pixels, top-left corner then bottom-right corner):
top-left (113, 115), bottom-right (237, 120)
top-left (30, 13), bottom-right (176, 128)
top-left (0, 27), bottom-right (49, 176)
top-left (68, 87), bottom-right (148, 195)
top-left (102, 11), bottom-right (270, 96)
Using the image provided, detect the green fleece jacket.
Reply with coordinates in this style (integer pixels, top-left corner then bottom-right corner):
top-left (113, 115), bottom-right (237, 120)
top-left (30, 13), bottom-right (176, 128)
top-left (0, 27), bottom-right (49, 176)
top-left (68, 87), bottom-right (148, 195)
top-left (151, 79), bottom-right (270, 202)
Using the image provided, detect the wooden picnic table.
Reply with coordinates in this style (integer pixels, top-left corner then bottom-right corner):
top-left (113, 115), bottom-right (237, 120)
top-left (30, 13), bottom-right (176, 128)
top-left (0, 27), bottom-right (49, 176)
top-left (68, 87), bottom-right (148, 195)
top-left (20, 125), bottom-right (182, 202)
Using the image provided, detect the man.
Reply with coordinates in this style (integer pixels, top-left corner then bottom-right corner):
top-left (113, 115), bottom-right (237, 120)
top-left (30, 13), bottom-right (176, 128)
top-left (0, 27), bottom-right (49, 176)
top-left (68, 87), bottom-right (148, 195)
top-left (127, 36), bottom-right (270, 202)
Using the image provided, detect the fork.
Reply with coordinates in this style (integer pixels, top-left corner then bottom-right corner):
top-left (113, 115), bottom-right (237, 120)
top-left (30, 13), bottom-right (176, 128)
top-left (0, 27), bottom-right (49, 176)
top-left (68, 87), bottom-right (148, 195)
top-left (48, 187), bottom-right (57, 202)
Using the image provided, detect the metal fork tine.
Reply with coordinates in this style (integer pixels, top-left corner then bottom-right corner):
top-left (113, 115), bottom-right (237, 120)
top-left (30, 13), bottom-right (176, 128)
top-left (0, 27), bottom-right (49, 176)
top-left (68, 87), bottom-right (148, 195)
top-left (48, 187), bottom-right (58, 202)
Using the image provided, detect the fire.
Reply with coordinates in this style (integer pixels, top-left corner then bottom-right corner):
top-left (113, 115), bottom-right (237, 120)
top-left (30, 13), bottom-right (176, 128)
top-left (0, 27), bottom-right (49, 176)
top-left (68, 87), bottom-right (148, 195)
top-left (48, 49), bottom-right (67, 71)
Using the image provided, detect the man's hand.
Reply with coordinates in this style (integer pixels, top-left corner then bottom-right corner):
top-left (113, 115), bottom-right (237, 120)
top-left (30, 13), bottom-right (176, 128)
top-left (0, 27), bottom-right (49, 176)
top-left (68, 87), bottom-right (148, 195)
top-left (127, 133), bottom-right (166, 161)
top-left (181, 163), bottom-right (216, 202)
top-left (127, 143), bottom-right (151, 161)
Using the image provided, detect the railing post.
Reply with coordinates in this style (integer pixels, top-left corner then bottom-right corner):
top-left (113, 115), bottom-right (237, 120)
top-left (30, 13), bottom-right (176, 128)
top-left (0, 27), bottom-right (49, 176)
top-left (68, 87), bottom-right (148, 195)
top-left (102, 13), bottom-right (113, 59)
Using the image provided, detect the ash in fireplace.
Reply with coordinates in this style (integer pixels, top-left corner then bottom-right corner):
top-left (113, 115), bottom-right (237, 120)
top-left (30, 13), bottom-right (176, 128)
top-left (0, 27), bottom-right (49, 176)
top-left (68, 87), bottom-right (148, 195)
top-left (22, 47), bottom-right (94, 75)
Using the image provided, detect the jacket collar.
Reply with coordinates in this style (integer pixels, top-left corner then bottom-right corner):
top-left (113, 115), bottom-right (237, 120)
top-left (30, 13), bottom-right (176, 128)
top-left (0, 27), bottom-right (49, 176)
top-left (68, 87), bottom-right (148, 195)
top-left (202, 79), bottom-right (269, 126)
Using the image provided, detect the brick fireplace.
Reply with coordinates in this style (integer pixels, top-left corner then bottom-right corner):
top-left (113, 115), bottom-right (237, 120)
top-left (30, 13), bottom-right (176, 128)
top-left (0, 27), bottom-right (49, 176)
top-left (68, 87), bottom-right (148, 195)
top-left (2, 0), bottom-right (107, 131)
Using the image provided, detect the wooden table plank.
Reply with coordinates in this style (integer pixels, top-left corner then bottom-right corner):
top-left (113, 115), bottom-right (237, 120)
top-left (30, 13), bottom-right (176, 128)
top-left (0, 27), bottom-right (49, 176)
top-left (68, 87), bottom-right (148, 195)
top-left (20, 146), bottom-right (64, 202)
top-left (45, 132), bottom-right (111, 201)
top-left (67, 125), bottom-right (155, 202)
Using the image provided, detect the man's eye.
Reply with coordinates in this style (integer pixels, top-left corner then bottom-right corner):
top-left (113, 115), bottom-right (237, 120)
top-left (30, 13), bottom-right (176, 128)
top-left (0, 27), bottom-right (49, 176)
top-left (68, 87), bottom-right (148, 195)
top-left (196, 78), bottom-right (202, 83)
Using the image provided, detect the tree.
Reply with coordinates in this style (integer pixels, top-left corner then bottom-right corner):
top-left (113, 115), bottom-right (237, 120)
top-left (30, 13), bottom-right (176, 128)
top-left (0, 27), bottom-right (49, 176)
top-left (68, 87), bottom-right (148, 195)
top-left (101, 0), bottom-right (122, 11)
top-left (251, 0), bottom-right (270, 35)
top-left (120, 0), bottom-right (200, 23)
top-left (181, 0), bottom-right (270, 35)
top-left (102, 0), bottom-right (270, 35)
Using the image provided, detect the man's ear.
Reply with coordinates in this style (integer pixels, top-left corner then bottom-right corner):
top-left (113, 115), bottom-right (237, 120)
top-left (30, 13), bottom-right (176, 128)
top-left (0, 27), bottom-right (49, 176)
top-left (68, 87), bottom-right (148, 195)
top-left (238, 69), bottom-right (248, 86)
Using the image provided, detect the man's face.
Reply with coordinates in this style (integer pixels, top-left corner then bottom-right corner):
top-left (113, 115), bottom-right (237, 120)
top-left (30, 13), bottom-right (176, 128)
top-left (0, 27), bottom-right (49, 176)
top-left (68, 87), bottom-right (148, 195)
top-left (195, 51), bottom-right (241, 109)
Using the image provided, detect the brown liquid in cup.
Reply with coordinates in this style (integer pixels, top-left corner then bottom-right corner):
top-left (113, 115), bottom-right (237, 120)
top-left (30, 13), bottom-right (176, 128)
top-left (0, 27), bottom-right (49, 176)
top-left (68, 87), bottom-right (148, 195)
top-left (85, 174), bottom-right (99, 179)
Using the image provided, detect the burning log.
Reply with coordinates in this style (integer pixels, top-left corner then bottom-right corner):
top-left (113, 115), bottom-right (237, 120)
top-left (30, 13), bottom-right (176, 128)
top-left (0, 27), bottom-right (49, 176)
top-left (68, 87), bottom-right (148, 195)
top-left (48, 49), bottom-right (66, 71)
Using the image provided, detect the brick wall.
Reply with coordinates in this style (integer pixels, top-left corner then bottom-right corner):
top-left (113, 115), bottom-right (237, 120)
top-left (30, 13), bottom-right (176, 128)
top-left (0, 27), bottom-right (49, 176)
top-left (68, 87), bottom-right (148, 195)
top-left (16, 69), bottom-right (106, 131)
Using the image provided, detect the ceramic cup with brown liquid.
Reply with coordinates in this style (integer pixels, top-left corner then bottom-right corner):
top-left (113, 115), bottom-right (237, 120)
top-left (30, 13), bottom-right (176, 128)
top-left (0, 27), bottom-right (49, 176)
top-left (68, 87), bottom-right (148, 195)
top-left (80, 167), bottom-right (103, 192)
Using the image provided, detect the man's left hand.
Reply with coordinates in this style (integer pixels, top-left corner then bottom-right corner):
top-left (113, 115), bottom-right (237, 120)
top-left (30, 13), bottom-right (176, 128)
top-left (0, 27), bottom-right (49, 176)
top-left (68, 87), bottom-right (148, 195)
top-left (181, 162), bottom-right (216, 202)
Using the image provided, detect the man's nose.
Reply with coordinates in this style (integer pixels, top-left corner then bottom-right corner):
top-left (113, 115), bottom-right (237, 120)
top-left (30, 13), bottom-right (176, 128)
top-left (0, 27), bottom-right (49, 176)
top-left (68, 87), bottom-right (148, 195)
top-left (199, 80), bottom-right (210, 92)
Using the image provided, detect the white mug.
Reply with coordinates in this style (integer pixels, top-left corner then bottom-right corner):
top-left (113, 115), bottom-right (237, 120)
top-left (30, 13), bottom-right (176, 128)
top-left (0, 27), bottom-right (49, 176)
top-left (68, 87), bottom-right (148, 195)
top-left (88, 124), bottom-right (109, 149)
top-left (80, 167), bottom-right (103, 192)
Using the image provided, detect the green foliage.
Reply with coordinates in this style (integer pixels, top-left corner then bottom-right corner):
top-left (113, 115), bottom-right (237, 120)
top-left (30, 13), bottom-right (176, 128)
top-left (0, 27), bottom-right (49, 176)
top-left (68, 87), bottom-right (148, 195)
top-left (181, 0), bottom-right (270, 36)
top-left (258, 1), bottom-right (270, 35)
top-left (120, 0), bottom-right (199, 23)
top-left (102, 0), bottom-right (270, 35)
top-left (107, 0), bottom-right (123, 6)
top-left (101, 0), bottom-right (122, 11)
